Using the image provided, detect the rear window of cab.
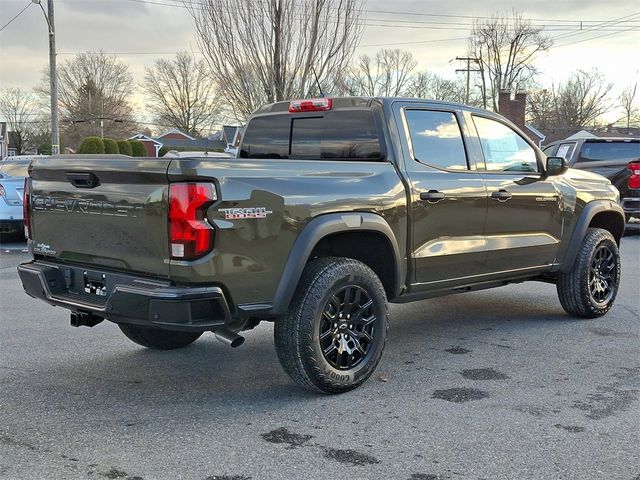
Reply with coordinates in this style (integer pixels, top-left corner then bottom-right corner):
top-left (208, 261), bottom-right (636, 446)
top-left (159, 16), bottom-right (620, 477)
top-left (240, 110), bottom-right (384, 161)
top-left (578, 141), bottom-right (640, 162)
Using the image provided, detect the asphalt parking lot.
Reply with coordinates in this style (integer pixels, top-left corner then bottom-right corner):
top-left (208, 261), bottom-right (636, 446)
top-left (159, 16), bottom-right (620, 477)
top-left (1, 229), bottom-right (639, 480)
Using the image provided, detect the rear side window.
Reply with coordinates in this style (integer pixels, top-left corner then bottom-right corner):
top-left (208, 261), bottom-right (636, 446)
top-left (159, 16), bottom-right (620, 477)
top-left (239, 115), bottom-right (290, 158)
top-left (240, 110), bottom-right (383, 161)
top-left (404, 110), bottom-right (468, 170)
top-left (578, 142), bottom-right (640, 163)
top-left (556, 143), bottom-right (575, 160)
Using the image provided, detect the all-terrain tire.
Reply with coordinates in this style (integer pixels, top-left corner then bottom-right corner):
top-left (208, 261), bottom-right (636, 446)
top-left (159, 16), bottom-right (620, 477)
top-left (557, 228), bottom-right (621, 318)
top-left (118, 324), bottom-right (202, 350)
top-left (274, 257), bottom-right (388, 394)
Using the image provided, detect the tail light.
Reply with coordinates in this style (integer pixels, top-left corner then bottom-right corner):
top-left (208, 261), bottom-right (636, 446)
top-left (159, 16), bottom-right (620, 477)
top-left (23, 178), bottom-right (31, 239)
top-left (289, 98), bottom-right (332, 113)
top-left (629, 161), bottom-right (640, 189)
top-left (169, 183), bottom-right (216, 260)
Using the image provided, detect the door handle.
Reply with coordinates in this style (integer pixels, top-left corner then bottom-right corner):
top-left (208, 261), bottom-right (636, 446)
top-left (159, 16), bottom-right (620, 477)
top-left (420, 190), bottom-right (446, 203)
top-left (491, 190), bottom-right (512, 202)
top-left (66, 172), bottom-right (100, 189)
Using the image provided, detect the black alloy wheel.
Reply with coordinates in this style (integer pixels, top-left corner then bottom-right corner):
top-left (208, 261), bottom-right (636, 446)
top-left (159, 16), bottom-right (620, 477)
top-left (319, 285), bottom-right (377, 370)
top-left (588, 244), bottom-right (618, 307)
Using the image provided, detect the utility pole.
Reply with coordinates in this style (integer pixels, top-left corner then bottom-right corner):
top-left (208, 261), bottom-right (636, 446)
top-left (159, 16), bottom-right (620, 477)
top-left (455, 56), bottom-right (481, 105)
top-left (33, 0), bottom-right (59, 155)
top-left (48, 0), bottom-right (59, 155)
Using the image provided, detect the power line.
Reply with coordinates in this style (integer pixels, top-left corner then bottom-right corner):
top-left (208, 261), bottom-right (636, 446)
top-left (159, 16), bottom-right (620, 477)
top-left (120, 0), bottom-right (640, 32)
top-left (157, 0), bottom-right (640, 25)
top-left (361, 37), bottom-right (469, 48)
top-left (0, 0), bottom-right (32, 33)
top-left (56, 35), bottom-right (470, 55)
top-left (554, 25), bottom-right (640, 48)
top-left (551, 11), bottom-right (640, 41)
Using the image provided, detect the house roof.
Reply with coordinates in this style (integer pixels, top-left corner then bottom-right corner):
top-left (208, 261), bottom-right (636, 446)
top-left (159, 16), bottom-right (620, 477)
top-left (155, 128), bottom-right (195, 141)
top-left (207, 130), bottom-right (223, 141)
top-left (524, 123), bottom-right (545, 141)
top-left (129, 133), bottom-right (162, 145)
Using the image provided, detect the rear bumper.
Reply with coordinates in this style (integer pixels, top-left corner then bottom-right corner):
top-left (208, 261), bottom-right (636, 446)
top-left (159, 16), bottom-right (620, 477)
top-left (17, 260), bottom-right (234, 332)
top-left (621, 196), bottom-right (640, 217)
top-left (0, 219), bottom-right (22, 234)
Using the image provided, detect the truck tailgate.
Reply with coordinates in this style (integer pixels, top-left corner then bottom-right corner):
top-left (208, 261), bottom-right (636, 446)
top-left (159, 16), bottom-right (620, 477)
top-left (29, 156), bottom-right (172, 278)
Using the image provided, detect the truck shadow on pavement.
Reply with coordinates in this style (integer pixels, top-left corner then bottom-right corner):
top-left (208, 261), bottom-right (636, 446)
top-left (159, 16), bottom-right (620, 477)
top-left (25, 281), bottom-right (598, 410)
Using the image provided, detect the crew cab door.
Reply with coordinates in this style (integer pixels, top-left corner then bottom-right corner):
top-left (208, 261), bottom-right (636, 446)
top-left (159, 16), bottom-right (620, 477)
top-left (394, 104), bottom-right (488, 289)
top-left (468, 113), bottom-right (563, 271)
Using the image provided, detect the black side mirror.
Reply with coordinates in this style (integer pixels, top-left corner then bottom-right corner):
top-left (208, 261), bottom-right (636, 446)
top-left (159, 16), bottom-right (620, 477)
top-left (545, 156), bottom-right (568, 176)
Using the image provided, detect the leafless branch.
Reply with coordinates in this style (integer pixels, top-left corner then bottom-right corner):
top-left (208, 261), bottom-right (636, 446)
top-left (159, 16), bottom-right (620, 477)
top-left (185, 0), bottom-right (363, 121)
top-left (142, 52), bottom-right (221, 137)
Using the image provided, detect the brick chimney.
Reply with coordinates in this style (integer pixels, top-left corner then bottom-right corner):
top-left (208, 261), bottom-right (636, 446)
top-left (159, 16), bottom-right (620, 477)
top-left (498, 90), bottom-right (526, 131)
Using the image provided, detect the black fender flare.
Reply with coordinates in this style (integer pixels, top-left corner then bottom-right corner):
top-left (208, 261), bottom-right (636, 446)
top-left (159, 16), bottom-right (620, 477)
top-left (559, 200), bottom-right (625, 273)
top-left (268, 212), bottom-right (404, 315)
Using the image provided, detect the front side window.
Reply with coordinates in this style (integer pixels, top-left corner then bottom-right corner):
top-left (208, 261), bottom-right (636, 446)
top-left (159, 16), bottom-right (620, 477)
top-left (404, 110), bottom-right (468, 170)
top-left (473, 116), bottom-right (538, 173)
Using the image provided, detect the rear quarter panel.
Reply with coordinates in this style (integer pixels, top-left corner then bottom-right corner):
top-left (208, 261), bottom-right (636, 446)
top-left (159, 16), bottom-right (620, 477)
top-left (167, 158), bottom-right (407, 306)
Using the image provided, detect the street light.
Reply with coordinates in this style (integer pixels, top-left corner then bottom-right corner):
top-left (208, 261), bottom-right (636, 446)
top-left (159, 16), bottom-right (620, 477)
top-left (32, 0), bottom-right (59, 155)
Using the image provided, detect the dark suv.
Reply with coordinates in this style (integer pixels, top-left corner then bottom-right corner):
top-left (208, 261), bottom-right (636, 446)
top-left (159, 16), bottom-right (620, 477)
top-left (543, 137), bottom-right (640, 221)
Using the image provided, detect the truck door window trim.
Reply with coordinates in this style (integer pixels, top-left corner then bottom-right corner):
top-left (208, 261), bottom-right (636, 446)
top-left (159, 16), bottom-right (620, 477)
top-left (470, 113), bottom-right (543, 175)
top-left (400, 107), bottom-right (474, 173)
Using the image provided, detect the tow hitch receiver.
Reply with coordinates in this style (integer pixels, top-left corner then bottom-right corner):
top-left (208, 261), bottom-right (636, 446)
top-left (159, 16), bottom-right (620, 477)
top-left (70, 311), bottom-right (104, 328)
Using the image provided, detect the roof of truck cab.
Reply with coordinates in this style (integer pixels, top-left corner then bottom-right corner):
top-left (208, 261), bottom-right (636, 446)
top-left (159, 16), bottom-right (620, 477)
top-left (255, 96), bottom-right (492, 115)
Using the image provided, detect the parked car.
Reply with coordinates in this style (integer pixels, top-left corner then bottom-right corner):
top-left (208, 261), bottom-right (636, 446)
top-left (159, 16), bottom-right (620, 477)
top-left (543, 137), bottom-right (640, 222)
top-left (19, 97), bottom-right (624, 393)
top-left (0, 156), bottom-right (40, 241)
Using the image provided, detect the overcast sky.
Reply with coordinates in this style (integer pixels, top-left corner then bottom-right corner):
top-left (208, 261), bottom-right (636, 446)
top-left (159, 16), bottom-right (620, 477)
top-left (0, 0), bottom-right (638, 124)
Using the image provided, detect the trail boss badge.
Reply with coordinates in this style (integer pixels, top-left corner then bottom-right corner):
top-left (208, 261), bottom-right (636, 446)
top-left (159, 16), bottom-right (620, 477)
top-left (219, 207), bottom-right (273, 220)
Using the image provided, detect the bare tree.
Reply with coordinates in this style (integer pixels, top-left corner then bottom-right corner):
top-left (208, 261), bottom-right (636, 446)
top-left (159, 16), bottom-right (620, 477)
top-left (619, 83), bottom-right (639, 131)
top-left (527, 69), bottom-right (612, 130)
top-left (186, 0), bottom-right (363, 121)
top-left (552, 69), bottom-right (612, 128)
top-left (142, 52), bottom-right (220, 137)
top-left (526, 88), bottom-right (555, 131)
top-left (38, 51), bottom-right (136, 147)
top-left (0, 88), bottom-right (43, 154)
top-left (469, 11), bottom-right (552, 111)
top-left (406, 72), bottom-right (471, 104)
top-left (339, 49), bottom-right (418, 97)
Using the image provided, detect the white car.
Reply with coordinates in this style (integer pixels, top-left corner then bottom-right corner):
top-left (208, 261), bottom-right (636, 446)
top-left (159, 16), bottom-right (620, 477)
top-left (0, 156), bottom-right (48, 240)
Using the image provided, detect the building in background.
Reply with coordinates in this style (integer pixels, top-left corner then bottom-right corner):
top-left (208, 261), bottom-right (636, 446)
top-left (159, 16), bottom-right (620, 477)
top-left (0, 122), bottom-right (8, 159)
top-left (498, 91), bottom-right (546, 146)
top-left (128, 133), bottom-right (163, 157)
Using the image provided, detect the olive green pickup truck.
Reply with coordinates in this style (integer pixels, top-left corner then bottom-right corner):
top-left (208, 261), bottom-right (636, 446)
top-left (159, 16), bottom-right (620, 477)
top-left (18, 97), bottom-right (625, 393)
